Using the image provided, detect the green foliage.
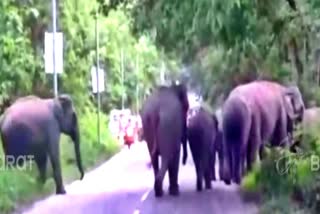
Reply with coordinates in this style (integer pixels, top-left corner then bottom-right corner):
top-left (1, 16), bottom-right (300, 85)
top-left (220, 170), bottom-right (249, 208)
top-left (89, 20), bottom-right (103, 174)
top-left (242, 126), bottom-right (320, 213)
top-left (130, 0), bottom-right (320, 105)
top-left (0, 0), bottom-right (176, 212)
top-left (60, 0), bottom-right (173, 112)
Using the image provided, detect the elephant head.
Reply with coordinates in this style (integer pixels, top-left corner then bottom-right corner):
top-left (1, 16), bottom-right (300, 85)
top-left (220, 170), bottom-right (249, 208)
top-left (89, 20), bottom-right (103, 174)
top-left (53, 94), bottom-right (84, 180)
top-left (171, 82), bottom-right (189, 113)
top-left (283, 86), bottom-right (305, 123)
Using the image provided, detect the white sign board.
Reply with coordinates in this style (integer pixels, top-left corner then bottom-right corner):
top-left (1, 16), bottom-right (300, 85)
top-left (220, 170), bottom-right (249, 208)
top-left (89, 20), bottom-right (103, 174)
top-left (91, 66), bottom-right (105, 93)
top-left (44, 32), bottom-right (63, 74)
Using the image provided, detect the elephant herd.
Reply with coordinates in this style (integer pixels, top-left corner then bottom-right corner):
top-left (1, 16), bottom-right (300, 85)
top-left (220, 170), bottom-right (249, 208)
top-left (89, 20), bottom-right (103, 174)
top-left (140, 80), bottom-right (320, 198)
top-left (1, 80), bottom-right (319, 197)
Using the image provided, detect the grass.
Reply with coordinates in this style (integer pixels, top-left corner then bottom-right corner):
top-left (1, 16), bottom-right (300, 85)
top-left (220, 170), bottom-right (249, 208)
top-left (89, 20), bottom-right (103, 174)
top-left (0, 107), bottom-right (120, 213)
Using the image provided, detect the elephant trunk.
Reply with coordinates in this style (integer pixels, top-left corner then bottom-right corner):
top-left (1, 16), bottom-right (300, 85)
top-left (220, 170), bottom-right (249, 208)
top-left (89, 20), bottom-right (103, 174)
top-left (70, 115), bottom-right (84, 180)
top-left (181, 112), bottom-right (188, 165)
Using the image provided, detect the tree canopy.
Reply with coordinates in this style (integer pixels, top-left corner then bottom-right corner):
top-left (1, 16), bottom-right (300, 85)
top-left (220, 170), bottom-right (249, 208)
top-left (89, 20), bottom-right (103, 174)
top-left (127, 0), bottom-right (320, 105)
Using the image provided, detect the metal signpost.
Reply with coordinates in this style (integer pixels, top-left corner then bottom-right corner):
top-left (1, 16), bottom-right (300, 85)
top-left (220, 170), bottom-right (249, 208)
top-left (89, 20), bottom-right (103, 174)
top-left (44, 32), bottom-right (63, 74)
top-left (91, 9), bottom-right (104, 145)
top-left (45, 0), bottom-right (63, 97)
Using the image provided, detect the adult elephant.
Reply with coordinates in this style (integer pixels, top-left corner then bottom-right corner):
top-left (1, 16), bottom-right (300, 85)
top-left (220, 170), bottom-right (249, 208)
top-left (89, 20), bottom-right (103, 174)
top-left (140, 82), bottom-right (189, 197)
top-left (187, 106), bottom-right (219, 191)
top-left (291, 107), bottom-right (320, 151)
top-left (221, 81), bottom-right (305, 185)
top-left (302, 107), bottom-right (320, 128)
top-left (0, 94), bottom-right (84, 194)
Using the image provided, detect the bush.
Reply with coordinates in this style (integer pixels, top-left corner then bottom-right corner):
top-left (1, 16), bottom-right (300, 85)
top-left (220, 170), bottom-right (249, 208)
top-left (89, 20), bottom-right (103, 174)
top-left (242, 125), bottom-right (320, 213)
top-left (0, 106), bottom-right (120, 213)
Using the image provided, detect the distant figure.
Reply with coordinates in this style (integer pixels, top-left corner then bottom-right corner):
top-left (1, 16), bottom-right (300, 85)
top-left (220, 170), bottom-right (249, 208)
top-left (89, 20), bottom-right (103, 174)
top-left (124, 117), bottom-right (135, 149)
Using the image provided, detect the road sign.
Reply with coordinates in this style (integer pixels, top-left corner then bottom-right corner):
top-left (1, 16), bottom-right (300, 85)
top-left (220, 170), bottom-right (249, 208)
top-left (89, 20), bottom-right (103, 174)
top-left (91, 66), bottom-right (105, 93)
top-left (44, 32), bottom-right (63, 74)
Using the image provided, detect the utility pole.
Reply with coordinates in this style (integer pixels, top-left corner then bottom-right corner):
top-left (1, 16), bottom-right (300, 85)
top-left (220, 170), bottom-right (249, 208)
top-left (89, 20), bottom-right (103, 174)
top-left (95, 8), bottom-right (101, 145)
top-left (135, 55), bottom-right (139, 113)
top-left (51, 0), bottom-right (58, 97)
top-left (121, 48), bottom-right (124, 110)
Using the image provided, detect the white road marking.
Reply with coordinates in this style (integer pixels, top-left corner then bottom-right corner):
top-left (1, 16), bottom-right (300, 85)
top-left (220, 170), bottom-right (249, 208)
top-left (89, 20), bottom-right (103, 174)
top-left (140, 189), bottom-right (151, 202)
top-left (133, 209), bottom-right (140, 214)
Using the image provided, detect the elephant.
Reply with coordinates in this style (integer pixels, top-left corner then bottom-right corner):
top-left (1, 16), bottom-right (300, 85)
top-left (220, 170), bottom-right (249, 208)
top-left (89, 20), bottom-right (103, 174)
top-left (0, 94), bottom-right (84, 194)
top-left (221, 80), bottom-right (305, 185)
top-left (140, 82), bottom-right (189, 197)
top-left (302, 107), bottom-right (320, 129)
top-left (290, 107), bottom-right (320, 151)
top-left (187, 106), bottom-right (219, 191)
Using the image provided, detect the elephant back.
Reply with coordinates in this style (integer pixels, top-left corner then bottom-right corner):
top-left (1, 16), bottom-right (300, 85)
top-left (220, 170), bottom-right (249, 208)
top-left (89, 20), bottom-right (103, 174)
top-left (188, 107), bottom-right (216, 132)
top-left (3, 97), bottom-right (53, 124)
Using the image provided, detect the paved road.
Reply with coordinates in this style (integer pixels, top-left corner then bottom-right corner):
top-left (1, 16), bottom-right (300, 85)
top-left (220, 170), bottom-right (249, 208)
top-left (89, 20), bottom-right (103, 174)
top-left (22, 142), bottom-right (259, 214)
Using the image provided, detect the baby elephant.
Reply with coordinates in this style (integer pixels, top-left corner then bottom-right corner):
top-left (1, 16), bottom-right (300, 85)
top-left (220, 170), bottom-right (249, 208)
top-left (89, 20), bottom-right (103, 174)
top-left (187, 107), bottom-right (219, 191)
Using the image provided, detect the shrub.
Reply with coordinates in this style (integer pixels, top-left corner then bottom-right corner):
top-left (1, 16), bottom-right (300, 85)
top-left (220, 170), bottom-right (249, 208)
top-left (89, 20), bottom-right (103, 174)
top-left (242, 125), bottom-right (320, 213)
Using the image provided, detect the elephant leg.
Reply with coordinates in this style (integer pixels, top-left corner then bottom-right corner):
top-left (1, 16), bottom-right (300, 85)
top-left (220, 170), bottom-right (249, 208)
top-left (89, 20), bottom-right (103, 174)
top-left (48, 136), bottom-right (66, 195)
top-left (232, 143), bottom-right (242, 184)
top-left (35, 153), bottom-right (48, 184)
top-left (154, 157), bottom-right (168, 197)
top-left (259, 145), bottom-right (265, 161)
top-left (247, 119), bottom-right (260, 173)
top-left (194, 160), bottom-right (203, 191)
top-left (204, 162), bottom-right (212, 190)
top-left (234, 121), bottom-right (251, 184)
top-left (168, 150), bottom-right (180, 196)
top-left (151, 154), bottom-right (159, 177)
top-left (221, 139), bottom-right (231, 185)
top-left (217, 139), bottom-right (224, 181)
top-left (210, 143), bottom-right (217, 181)
top-left (210, 155), bottom-right (216, 181)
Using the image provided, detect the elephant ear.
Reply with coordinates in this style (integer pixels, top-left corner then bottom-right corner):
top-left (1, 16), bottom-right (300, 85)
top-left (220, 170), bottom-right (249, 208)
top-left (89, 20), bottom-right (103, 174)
top-left (283, 86), bottom-right (305, 121)
top-left (58, 94), bottom-right (74, 112)
top-left (53, 94), bottom-right (75, 133)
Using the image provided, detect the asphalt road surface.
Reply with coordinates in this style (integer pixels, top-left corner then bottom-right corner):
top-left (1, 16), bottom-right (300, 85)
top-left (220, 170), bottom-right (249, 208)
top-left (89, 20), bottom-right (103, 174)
top-left (22, 142), bottom-right (259, 214)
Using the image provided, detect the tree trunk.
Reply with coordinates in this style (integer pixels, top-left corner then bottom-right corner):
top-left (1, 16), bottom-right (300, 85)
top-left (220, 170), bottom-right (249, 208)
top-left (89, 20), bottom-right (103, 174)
top-left (316, 49), bottom-right (320, 86)
top-left (289, 37), bottom-right (303, 82)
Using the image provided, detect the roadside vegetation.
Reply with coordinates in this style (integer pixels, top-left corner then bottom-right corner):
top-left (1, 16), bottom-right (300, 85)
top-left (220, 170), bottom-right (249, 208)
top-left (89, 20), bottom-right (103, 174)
top-left (0, 0), bottom-right (172, 213)
top-left (2, 0), bottom-right (320, 213)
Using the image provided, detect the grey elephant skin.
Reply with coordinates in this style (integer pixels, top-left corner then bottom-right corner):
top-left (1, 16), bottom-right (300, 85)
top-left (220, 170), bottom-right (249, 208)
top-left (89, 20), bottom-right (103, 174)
top-left (187, 107), bottom-right (219, 191)
top-left (221, 81), bottom-right (305, 185)
top-left (302, 107), bottom-right (320, 128)
top-left (140, 83), bottom-right (189, 197)
top-left (292, 107), bottom-right (320, 150)
top-left (0, 94), bottom-right (84, 194)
